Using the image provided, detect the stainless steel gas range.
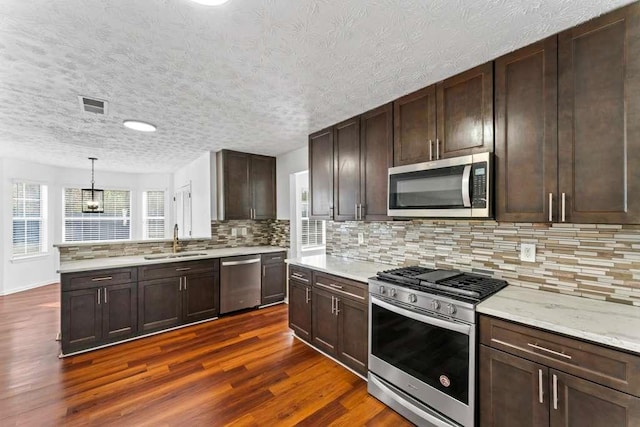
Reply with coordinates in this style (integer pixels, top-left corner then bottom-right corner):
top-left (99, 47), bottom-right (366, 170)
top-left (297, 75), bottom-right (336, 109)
top-left (367, 267), bottom-right (507, 427)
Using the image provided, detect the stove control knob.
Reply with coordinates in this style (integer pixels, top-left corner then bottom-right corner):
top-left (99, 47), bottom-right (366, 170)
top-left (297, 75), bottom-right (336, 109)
top-left (408, 294), bottom-right (418, 303)
top-left (445, 303), bottom-right (457, 316)
top-left (379, 286), bottom-right (386, 295)
top-left (431, 300), bottom-right (441, 311)
top-left (389, 288), bottom-right (397, 298)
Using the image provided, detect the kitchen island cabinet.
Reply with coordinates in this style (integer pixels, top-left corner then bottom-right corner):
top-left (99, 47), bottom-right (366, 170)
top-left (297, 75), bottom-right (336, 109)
top-left (288, 265), bottom-right (312, 342)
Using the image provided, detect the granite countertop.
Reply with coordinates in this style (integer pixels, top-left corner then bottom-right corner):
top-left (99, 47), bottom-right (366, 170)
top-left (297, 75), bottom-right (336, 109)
top-left (286, 254), bottom-right (390, 283)
top-left (58, 246), bottom-right (287, 274)
top-left (478, 286), bottom-right (640, 354)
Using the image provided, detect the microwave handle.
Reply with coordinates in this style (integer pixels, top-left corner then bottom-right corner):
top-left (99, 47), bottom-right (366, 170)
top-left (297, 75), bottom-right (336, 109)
top-left (461, 165), bottom-right (472, 207)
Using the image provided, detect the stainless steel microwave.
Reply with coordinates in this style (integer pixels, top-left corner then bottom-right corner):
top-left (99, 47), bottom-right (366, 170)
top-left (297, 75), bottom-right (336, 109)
top-left (388, 152), bottom-right (492, 218)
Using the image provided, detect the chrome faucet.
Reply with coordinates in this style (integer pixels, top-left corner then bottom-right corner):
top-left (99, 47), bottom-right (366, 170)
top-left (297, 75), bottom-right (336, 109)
top-left (173, 224), bottom-right (179, 253)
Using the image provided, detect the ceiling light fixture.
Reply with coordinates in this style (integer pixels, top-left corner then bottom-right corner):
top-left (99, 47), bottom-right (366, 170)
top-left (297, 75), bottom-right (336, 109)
top-left (123, 120), bottom-right (157, 132)
top-left (82, 157), bottom-right (104, 214)
top-left (188, 0), bottom-right (230, 6)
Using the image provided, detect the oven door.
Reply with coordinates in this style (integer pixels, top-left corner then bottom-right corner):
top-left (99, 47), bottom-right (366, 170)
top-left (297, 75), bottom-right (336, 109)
top-left (369, 296), bottom-right (475, 427)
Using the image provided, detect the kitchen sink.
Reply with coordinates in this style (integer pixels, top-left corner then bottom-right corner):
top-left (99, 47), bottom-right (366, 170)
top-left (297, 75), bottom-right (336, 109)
top-left (143, 252), bottom-right (208, 260)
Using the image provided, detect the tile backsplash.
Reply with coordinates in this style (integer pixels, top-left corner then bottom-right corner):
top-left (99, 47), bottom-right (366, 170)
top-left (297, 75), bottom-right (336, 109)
top-left (326, 220), bottom-right (640, 306)
top-left (58, 219), bottom-right (290, 262)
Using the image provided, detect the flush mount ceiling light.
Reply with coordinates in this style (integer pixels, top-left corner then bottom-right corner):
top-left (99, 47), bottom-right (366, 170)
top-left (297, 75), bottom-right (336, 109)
top-left (188, 0), bottom-right (230, 5)
top-left (123, 120), bottom-right (157, 132)
top-left (82, 157), bottom-right (104, 214)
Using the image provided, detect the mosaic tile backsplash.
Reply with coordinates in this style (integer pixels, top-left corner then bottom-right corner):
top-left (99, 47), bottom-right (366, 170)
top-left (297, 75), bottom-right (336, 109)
top-left (326, 220), bottom-right (640, 306)
top-left (58, 219), bottom-right (290, 262)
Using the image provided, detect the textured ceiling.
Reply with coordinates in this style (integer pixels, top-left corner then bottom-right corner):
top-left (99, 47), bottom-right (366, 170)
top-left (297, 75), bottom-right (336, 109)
top-left (0, 0), bottom-right (634, 173)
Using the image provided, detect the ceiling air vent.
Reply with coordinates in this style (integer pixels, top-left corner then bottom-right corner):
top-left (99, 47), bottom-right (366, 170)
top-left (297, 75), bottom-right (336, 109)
top-left (78, 96), bottom-right (108, 115)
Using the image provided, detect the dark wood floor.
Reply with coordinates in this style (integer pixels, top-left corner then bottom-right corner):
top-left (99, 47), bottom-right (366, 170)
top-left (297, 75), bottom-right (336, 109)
top-left (0, 284), bottom-right (412, 426)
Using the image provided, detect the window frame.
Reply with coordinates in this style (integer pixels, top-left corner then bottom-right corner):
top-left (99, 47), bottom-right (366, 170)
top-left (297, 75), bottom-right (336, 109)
top-left (12, 181), bottom-right (48, 259)
top-left (142, 189), bottom-right (166, 240)
top-left (299, 188), bottom-right (325, 250)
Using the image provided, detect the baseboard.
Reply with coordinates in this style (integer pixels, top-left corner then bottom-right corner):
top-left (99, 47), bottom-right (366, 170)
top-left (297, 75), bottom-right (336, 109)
top-left (1, 280), bottom-right (58, 296)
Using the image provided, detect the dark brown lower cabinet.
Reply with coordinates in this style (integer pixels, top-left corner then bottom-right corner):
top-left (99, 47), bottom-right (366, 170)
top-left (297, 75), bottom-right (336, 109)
top-left (336, 295), bottom-right (367, 375)
top-left (311, 286), bottom-right (339, 355)
top-left (138, 277), bottom-right (182, 333)
top-left (480, 315), bottom-right (640, 427)
top-left (261, 252), bottom-right (286, 305)
top-left (288, 278), bottom-right (312, 342)
top-left (183, 272), bottom-right (219, 323)
top-left (61, 282), bottom-right (137, 354)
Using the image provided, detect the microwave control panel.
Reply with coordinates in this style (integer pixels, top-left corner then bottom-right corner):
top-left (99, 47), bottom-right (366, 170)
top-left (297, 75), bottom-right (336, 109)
top-left (471, 162), bottom-right (487, 208)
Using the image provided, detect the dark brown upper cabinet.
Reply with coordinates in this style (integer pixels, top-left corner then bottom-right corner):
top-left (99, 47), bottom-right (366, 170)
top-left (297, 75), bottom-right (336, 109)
top-left (393, 63), bottom-right (493, 166)
top-left (310, 104), bottom-right (393, 221)
top-left (217, 150), bottom-right (276, 220)
top-left (558, 3), bottom-right (640, 224)
top-left (495, 37), bottom-right (558, 222)
top-left (309, 127), bottom-right (334, 220)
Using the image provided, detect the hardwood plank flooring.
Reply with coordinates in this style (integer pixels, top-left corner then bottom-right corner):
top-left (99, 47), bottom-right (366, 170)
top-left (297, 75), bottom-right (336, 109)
top-left (0, 284), bottom-right (412, 426)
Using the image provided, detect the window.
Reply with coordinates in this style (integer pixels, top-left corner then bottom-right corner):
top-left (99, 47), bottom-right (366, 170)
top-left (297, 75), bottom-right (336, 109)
top-left (12, 182), bottom-right (47, 257)
top-left (64, 188), bottom-right (131, 242)
top-left (300, 189), bottom-right (324, 248)
top-left (143, 190), bottom-right (165, 239)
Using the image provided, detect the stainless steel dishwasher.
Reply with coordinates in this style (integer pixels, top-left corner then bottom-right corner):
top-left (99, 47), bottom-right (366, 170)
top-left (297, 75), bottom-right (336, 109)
top-left (220, 254), bottom-right (262, 314)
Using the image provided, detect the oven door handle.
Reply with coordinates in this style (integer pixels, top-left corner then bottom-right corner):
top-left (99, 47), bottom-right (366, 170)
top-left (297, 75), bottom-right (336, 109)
top-left (372, 296), bottom-right (471, 335)
top-left (461, 164), bottom-right (472, 208)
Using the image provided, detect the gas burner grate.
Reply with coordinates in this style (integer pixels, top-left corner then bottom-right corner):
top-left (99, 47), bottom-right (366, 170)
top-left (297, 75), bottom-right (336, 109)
top-left (436, 273), bottom-right (508, 300)
top-left (376, 266), bottom-right (436, 286)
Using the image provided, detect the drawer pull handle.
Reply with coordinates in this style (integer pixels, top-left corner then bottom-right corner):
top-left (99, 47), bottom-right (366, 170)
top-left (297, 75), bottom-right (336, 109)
top-left (538, 369), bottom-right (543, 404)
top-left (91, 276), bottom-right (113, 282)
top-left (527, 343), bottom-right (572, 360)
top-left (552, 374), bottom-right (558, 410)
top-left (291, 273), bottom-right (309, 283)
top-left (271, 257), bottom-right (282, 260)
top-left (175, 267), bottom-right (191, 271)
top-left (328, 283), bottom-right (344, 289)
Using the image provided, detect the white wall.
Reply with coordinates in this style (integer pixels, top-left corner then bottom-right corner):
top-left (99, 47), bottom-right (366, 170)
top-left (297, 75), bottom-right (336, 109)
top-left (173, 152), bottom-right (212, 239)
top-left (0, 157), bottom-right (173, 295)
top-left (276, 146), bottom-right (308, 219)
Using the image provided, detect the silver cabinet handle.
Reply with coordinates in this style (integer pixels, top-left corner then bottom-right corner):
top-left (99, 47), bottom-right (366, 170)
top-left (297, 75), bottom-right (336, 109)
top-left (97, 289), bottom-right (101, 305)
top-left (184, 277), bottom-right (187, 291)
top-left (355, 204), bottom-right (359, 220)
top-left (179, 277), bottom-right (182, 291)
top-left (330, 296), bottom-right (335, 314)
top-left (334, 297), bottom-right (340, 316)
top-left (429, 139), bottom-right (433, 160)
top-left (222, 258), bottom-right (261, 266)
top-left (305, 287), bottom-right (310, 304)
top-left (527, 343), bottom-right (572, 360)
top-left (104, 288), bottom-right (107, 304)
top-left (549, 193), bottom-right (553, 222)
top-left (263, 265), bottom-right (266, 277)
top-left (176, 267), bottom-right (191, 271)
top-left (360, 204), bottom-right (365, 219)
top-left (552, 374), bottom-right (558, 410)
top-left (92, 276), bottom-right (112, 282)
top-left (436, 139), bottom-right (440, 160)
top-left (538, 369), bottom-right (544, 403)
top-left (561, 193), bottom-right (566, 222)
top-left (291, 272), bottom-right (309, 282)
top-left (328, 283), bottom-right (344, 290)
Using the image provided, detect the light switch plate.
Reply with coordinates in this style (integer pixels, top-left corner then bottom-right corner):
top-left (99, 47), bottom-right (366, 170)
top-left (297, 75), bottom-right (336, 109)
top-left (358, 232), bottom-right (364, 245)
top-left (241, 228), bottom-right (247, 236)
top-left (520, 243), bottom-right (536, 262)
top-left (231, 228), bottom-right (237, 237)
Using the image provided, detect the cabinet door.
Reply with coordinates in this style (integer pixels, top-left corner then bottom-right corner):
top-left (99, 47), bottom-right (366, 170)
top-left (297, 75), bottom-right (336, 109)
top-left (261, 261), bottom-right (285, 305)
top-left (183, 272), bottom-right (218, 324)
top-left (333, 117), bottom-right (360, 221)
top-left (61, 288), bottom-right (103, 353)
top-left (393, 85), bottom-right (437, 166)
top-left (495, 37), bottom-right (558, 222)
top-left (103, 283), bottom-right (137, 342)
top-left (336, 297), bottom-right (368, 376)
top-left (479, 345), bottom-right (549, 427)
top-left (550, 369), bottom-right (640, 427)
top-left (309, 127), bottom-right (334, 219)
top-left (311, 286), bottom-right (338, 356)
top-left (138, 278), bottom-right (182, 333)
top-left (558, 4), bottom-right (640, 224)
top-left (437, 62), bottom-right (494, 159)
top-left (360, 103), bottom-right (393, 221)
top-left (251, 154), bottom-right (276, 220)
top-left (222, 150), bottom-right (251, 220)
top-left (288, 280), bottom-right (312, 342)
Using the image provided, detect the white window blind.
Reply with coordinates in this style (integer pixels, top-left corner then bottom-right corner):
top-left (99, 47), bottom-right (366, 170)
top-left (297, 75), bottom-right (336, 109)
top-left (64, 188), bottom-right (131, 242)
top-left (12, 182), bottom-right (47, 257)
top-left (143, 190), bottom-right (165, 239)
top-left (300, 189), bottom-right (324, 248)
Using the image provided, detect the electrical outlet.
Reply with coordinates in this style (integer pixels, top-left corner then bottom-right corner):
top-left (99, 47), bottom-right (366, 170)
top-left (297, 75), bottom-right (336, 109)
top-left (241, 228), bottom-right (247, 236)
top-left (231, 228), bottom-right (237, 237)
top-left (358, 232), bottom-right (364, 245)
top-left (520, 243), bottom-right (536, 262)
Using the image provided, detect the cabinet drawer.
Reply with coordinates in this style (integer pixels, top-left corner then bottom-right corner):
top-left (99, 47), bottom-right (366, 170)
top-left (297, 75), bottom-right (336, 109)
top-left (139, 260), bottom-right (217, 281)
top-left (289, 265), bottom-right (311, 284)
top-left (480, 315), bottom-right (640, 396)
top-left (62, 267), bottom-right (137, 291)
top-left (313, 272), bottom-right (367, 303)
top-left (262, 252), bottom-right (286, 265)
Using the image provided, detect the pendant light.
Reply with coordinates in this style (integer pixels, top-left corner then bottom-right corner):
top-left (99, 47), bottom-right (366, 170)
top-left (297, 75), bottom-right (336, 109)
top-left (81, 157), bottom-right (104, 213)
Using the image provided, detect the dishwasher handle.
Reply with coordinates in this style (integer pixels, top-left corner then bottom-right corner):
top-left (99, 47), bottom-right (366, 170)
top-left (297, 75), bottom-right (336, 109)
top-left (221, 258), bottom-right (261, 267)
